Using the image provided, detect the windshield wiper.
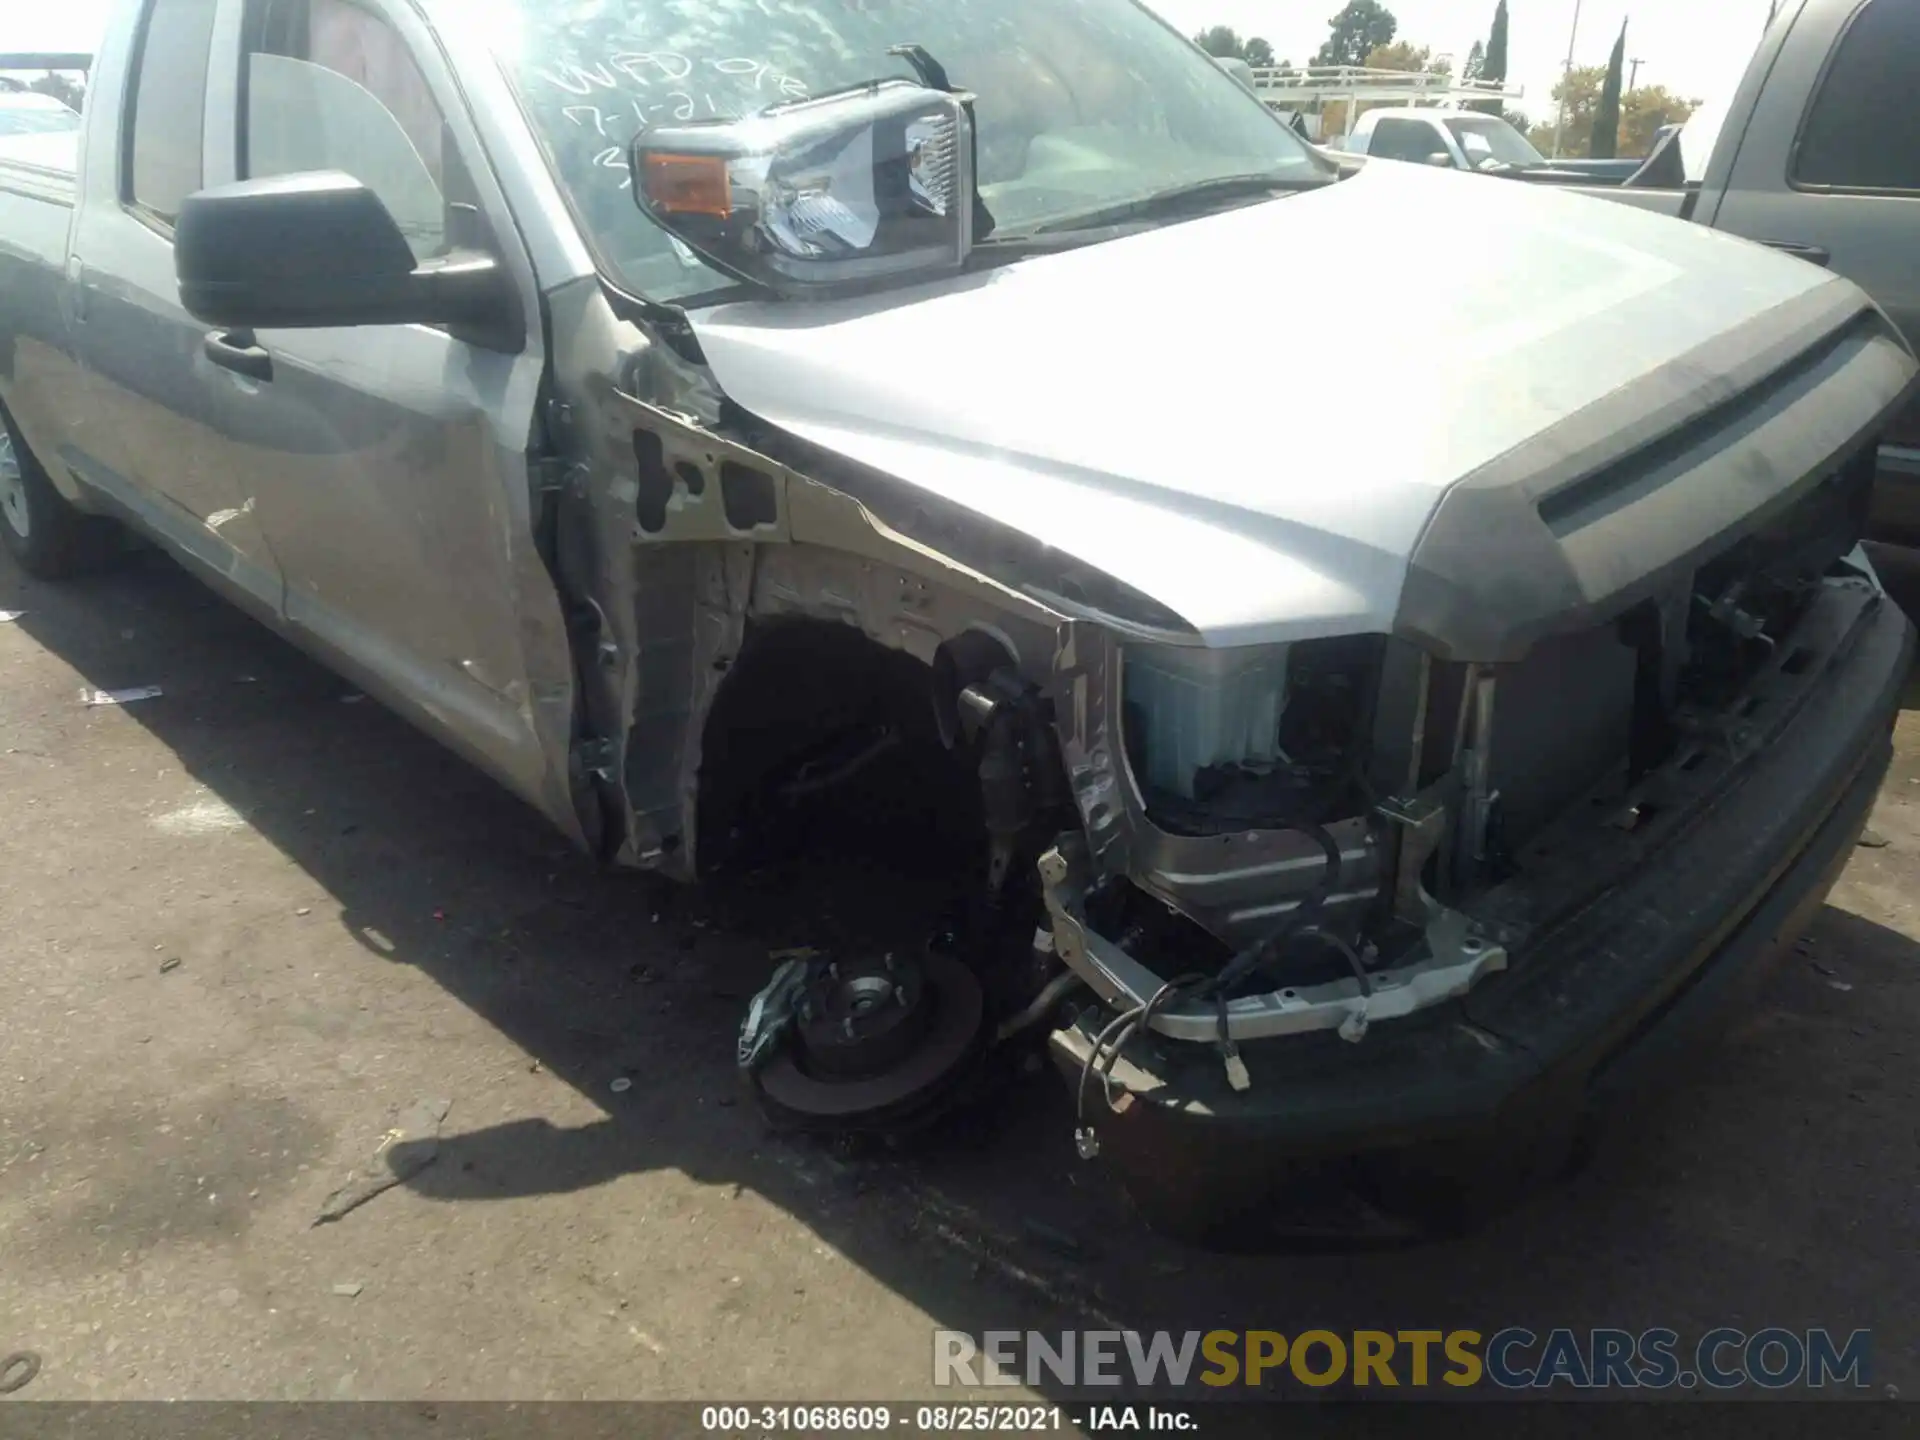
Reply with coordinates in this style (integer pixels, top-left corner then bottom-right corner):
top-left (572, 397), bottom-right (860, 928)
top-left (1024, 172), bottom-right (1332, 237)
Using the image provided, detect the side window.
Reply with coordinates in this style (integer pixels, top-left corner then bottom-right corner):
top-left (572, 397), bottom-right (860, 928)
top-left (1793, 0), bottom-right (1920, 192)
top-left (126, 0), bottom-right (219, 225)
top-left (243, 0), bottom-right (455, 258)
top-left (1371, 118), bottom-right (1446, 164)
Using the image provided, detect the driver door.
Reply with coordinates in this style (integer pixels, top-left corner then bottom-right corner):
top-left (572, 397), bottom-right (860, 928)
top-left (191, 0), bottom-right (572, 803)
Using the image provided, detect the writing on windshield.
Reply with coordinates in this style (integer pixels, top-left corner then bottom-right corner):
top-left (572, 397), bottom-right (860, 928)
top-left (537, 52), bottom-right (813, 189)
top-left (496, 0), bottom-right (1316, 300)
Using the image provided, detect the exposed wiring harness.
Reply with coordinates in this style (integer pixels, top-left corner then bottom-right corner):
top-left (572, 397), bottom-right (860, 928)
top-left (1070, 822), bottom-right (1346, 1156)
top-left (1073, 973), bottom-right (1206, 1158)
top-left (1207, 822), bottom-right (1343, 996)
top-left (1067, 648), bottom-right (1389, 1153)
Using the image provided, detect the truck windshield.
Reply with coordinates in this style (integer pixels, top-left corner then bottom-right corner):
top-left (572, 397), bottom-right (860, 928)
top-left (487, 0), bottom-right (1325, 301)
top-left (1443, 115), bottom-right (1545, 169)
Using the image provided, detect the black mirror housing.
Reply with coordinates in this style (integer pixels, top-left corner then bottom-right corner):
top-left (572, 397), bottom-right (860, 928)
top-left (177, 172), bottom-right (418, 327)
top-left (175, 171), bottom-right (522, 349)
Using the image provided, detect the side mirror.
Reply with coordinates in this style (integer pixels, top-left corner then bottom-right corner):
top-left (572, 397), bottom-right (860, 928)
top-left (1426, 152), bottom-right (1455, 167)
top-left (175, 171), bottom-right (522, 349)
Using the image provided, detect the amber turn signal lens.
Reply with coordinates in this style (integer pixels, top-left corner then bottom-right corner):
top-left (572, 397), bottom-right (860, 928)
top-left (640, 153), bottom-right (732, 219)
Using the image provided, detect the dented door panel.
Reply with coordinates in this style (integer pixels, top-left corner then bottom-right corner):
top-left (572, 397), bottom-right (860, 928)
top-left (186, 0), bottom-right (581, 842)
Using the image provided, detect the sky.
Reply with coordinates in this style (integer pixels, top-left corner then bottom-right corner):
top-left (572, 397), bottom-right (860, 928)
top-left (13, 0), bottom-right (1773, 126)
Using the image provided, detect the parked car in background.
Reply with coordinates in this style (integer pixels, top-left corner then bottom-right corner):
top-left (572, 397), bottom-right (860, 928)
top-left (1574, 0), bottom-right (1920, 544)
top-left (1, 0), bottom-right (1915, 1239)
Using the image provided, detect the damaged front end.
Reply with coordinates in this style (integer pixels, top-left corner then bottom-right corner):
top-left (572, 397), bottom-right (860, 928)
top-left (536, 280), bottom-right (1117, 1134)
top-left (529, 134), bottom-right (1915, 1232)
top-left (1043, 623), bottom-right (1505, 1061)
top-left (1041, 565), bottom-right (1909, 1236)
top-left (539, 277), bottom-right (1912, 1233)
top-left (1033, 293), bottom-right (1916, 1235)
top-left (1041, 507), bottom-right (1884, 1096)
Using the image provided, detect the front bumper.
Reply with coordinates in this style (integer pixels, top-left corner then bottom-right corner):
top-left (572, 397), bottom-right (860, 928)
top-left (1049, 585), bottom-right (1912, 1190)
top-left (1869, 442), bottom-right (1920, 545)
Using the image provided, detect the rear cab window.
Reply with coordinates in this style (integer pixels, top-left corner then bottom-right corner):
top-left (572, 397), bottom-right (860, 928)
top-left (125, 0), bottom-right (219, 228)
top-left (1792, 0), bottom-right (1920, 192)
top-left (1369, 117), bottom-right (1447, 164)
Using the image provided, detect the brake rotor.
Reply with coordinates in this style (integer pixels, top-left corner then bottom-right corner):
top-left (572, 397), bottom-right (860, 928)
top-left (755, 948), bottom-right (985, 1130)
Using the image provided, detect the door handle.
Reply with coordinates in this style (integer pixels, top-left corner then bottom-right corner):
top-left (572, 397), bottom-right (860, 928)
top-left (1763, 240), bottom-right (1831, 267)
top-left (203, 330), bottom-right (274, 382)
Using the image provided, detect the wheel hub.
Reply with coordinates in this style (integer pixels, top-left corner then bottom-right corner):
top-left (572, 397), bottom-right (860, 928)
top-left (793, 953), bottom-right (932, 1078)
top-left (755, 947), bottom-right (985, 1131)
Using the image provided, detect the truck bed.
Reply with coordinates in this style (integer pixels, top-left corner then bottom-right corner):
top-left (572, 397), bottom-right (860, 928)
top-left (1562, 183), bottom-right (1692, 217)
top-left (0, 132), bottom-right (78, 264)
top-left (0, 131), bottom-right (80, 476)
top-left (0, 130), bottom-right (78, 199)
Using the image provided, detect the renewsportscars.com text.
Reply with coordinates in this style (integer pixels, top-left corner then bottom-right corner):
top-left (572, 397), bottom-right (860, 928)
top-left (934, 1327), bottom-right (1873, 1392)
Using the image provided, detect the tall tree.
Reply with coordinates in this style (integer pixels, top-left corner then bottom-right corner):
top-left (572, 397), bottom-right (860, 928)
top-left (1195, 25), bottom-right (1245, 58)
top-left (1619, 86), bottom-right (1699, 156)
top-left (27, 72), bottom-right (84, 112)
top-left (1591, 20), bottom-right (1627, 159)
top-left (1473, 0), bottom-right (1509, 113)
top-left (1192, 26), bottom-right (1277, 65)
top-left (1463, 39), bottom-right (1486, 83)
top-left (1532, 65), bottom-right (1604, 158)
top-left (1314, 0), bottom-right (1398, 67)
top-left (1531, 68), bottom-right (1698, 159)
top-left (1364, 41), bottom-right (1450, 79)
top-left (1483, 0), bottom-right (1509, 82)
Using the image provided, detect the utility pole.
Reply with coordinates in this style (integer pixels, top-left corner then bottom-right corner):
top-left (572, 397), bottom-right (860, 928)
top-left (1551, 0), bottom-right (1585, 158)
top-left (1628, 57), bottom-right (1643, 90)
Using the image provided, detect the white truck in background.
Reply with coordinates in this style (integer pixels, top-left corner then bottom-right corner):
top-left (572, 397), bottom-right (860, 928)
top-left (1329, 107), bottom-right (1575, 177)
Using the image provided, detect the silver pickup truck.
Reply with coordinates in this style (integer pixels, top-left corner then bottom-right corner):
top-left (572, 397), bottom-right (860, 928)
top-left (1, 0), bottom-right (1915, 1237)
top-left (1579, 0), bottom-right (1920, 542)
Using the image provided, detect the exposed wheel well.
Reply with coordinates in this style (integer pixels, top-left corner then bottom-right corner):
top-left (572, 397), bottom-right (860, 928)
top-left (693, 618), bottom-right (986, 878)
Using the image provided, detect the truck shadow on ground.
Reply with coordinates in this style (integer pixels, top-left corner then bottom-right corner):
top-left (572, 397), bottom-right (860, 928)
top-left (7, 547), bottom-right (1919, 1373)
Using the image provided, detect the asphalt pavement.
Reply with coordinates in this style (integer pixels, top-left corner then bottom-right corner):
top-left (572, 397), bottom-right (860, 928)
top-left (0, 542), bottom-right (1915, 1411)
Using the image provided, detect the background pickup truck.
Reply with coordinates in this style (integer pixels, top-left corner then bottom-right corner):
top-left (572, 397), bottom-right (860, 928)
top-left (1575, 0), bottom-right (1920, 541)
top-left (1331, 107), bottom-right (1606, 183)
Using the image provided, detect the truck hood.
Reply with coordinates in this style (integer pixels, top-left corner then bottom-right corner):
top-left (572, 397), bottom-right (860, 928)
top-left (688, 160), bottom-right (1849, 647)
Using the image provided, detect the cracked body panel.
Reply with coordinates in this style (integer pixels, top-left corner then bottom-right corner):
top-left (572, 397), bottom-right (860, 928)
top-left (541, 279), bottom-right (1068, 880)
